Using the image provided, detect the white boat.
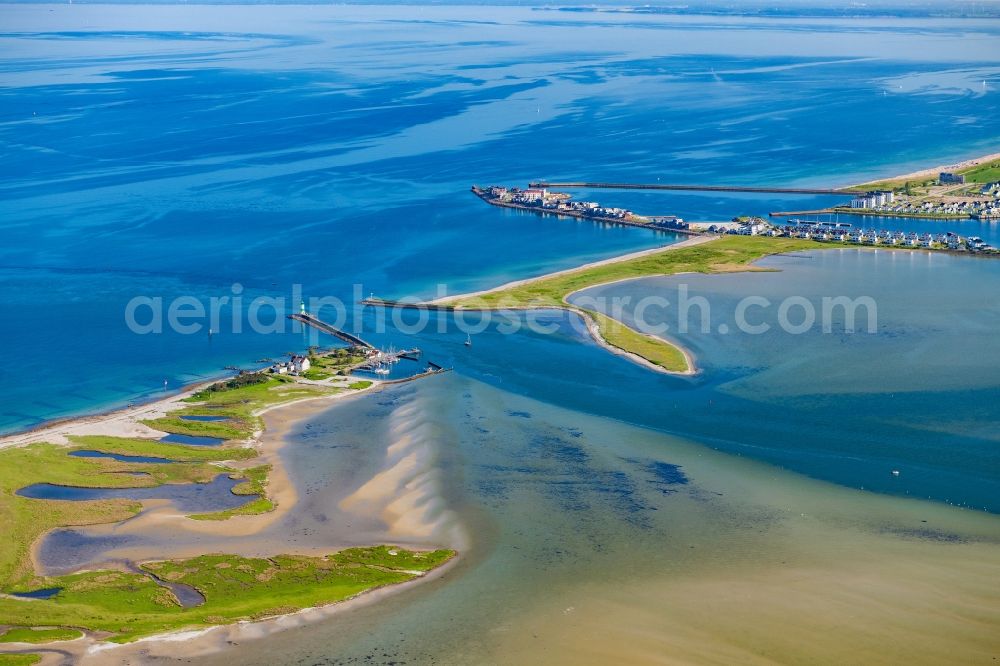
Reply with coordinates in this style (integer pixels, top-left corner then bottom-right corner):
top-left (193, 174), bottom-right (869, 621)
top-left (464, 335), bottom-right (472, 347)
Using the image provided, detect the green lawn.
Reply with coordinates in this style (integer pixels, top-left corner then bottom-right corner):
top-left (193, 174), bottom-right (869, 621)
top-left (589, 311), bottom-right (690, 372)
top-left (447, 236), bottom-right (830, 373)
top-left (958, 159), bottom-right (1000, 184)
top-left (0, 546), bottom-right (454, 643)
top-left (348, 380), bottom-right (373, 390)
top-left (0, 443), bottom-right (146, 588)
top-left (0, 655), bottom-right (41, 666)
top-left (0, 377), bottom-right (335, 594)
top-left (0, 627), bottom-right (82, 644)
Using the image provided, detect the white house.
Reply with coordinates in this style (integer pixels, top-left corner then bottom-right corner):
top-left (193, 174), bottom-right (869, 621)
top-left (291, 355), bottom-right (311, 374)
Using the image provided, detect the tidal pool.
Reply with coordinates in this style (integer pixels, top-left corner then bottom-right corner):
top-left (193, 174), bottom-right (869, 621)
top-left (69, 450), bottom-right (172, 464)
top-left (159, 434), bottom-right (225, 446)
top-left (19, 474), bottom-right (252, 513)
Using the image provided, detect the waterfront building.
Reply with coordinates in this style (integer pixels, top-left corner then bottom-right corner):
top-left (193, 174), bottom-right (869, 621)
top-left (850, 190), bottom-right (894, 208)
top-left (939, 172), bottom-right (966, 184)
top-left (271, 355), bottom-right (311, 375)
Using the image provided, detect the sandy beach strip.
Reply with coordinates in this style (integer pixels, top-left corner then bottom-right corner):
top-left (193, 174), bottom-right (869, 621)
top-left (0, 379), bottom-right (223, 451)
top-left (427, 235), bottom-right (717, 376)
top-left (580, 310), bottom-right (697, 377)
top-left (431, 234), bottom-right (719, 305)
top-left (855, 150), bottom-right (1000, 186)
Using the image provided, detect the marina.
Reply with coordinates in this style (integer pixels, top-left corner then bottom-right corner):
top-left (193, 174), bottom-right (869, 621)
top-left (289, 310), bottom-right (449, 382)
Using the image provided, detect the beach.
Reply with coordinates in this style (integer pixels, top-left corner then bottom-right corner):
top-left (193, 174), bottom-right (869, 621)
top-left (432, 235), bottom-right (719, 306)
top-left (855, 150), bottom-right (1000, 187)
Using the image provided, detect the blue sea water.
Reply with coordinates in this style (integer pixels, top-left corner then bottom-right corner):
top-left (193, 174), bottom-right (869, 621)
top-left (2, 5), bottom-right (999, 513)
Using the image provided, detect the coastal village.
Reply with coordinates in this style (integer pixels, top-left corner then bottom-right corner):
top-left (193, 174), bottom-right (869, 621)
top-left (477, 185), bottom-right (647, 224)
top-left (474, 182), bottom-right (998, 254)
top-left (842, 173), bottom-right (1000, 219)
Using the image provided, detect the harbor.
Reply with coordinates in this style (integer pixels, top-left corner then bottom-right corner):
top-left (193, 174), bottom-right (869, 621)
top-left (287, 311), bottom-right (449, 382)
top-left (472, 185), bottom-right (999, 254)
top-left (471, 185), bottom-right (701, 234)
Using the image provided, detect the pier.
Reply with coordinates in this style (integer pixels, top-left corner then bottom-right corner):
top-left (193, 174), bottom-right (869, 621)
top-left (289, 313), bottom-right (373, 349)
top-left (379, 365), bottom-right (452, 384)
top-left (362, 297), bottom-right (457, 311)
top-left (357, 348), bottom-right (422, 371)
top-left (528, 182), bottom-right (859, 195)
top-left (768, 208), bottom-right (837, 217)
top-left (291, 312), bottom-right (445, 381)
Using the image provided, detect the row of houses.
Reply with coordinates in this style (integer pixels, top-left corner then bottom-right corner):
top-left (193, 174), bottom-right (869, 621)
top-left (486, 186), bottom-right (635, 221)
top-left (848, 196), bottom-right (1000, 217)
top-left (776, 225), bottom-right (993, 251)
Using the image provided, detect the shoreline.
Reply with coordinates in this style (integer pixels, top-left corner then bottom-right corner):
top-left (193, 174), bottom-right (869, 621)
top-left (431, 235), bottom-right (717, 376)
top-left (579, 308), bottom-right (698, 377)
top-left (433, 235), bottom-right (718, 305)
top-left (0, 377), bottom-right (223, 450)
top-left (852, 150), bottom-right (1000, 188)
top-left (471, 185), bottom-right (703, 236)
top-left (79, 552), bottom-right (461, 664)
top-left (0, 374), bottom-right (469, 660)
top-left (20, 381), bottom-right (386, 579)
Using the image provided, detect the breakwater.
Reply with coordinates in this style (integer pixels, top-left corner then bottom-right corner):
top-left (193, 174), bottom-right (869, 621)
top-left (529, 181), bottom-right (859, 195)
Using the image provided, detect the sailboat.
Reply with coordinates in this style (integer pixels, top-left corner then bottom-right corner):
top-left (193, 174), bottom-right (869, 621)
top-left (464, 334), bottom-right (472, 347)
top-left (374, 361), bottom-right (390, 376)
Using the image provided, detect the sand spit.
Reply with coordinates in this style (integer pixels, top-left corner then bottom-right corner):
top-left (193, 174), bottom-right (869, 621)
top-left (580, 310), bottom-right (697, 376)
top-left (432, 235), bottom-right (718, 306)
